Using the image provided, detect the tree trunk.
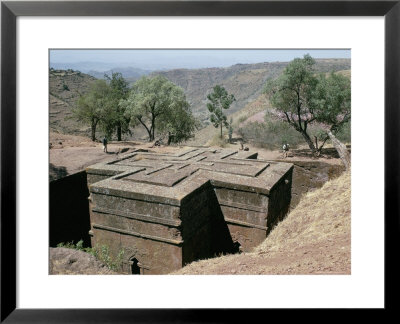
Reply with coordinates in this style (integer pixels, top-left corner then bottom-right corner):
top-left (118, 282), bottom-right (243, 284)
top-left (328, 131), bottom-right (351, 170)
top-left (136, 117), bottom-right (152, 142)
top-left (316, 135), bottom-right (330, 154)
top-left (300, 131), bottom-right (318, 156)
top-left (91, 119), bottom-right (97, 142)
top-left (116, 123), bottom-right (122, 141)
top-left (145, 126), bottom-right (152, 142)
top-left (151, 115), bottom-right (156, 141)
top-left (144, 126), bottom-right (152, 142)
top-left (167, 132), bottom-right (172, 145)
top-left (220, 122), bottom-right (223, 139)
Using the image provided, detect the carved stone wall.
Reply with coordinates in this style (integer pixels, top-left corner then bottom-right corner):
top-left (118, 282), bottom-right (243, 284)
top-left (87, 148), bottom-right (293, 274)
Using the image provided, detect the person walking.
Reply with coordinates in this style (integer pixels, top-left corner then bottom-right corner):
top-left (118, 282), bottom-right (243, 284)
top-left (102, 136), bottom-right (108, 153)
top-left (282, 143), bottom-right (290, 158)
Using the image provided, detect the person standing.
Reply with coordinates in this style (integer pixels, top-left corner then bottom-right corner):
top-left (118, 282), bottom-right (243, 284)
top-left (282, 143), bottom-right (290, 158)
top-left (102, 136), bottom-right (108, 153)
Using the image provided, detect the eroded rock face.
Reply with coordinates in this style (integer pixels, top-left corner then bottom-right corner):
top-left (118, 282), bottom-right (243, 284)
top-left (273, 160), bottom-right (345, 208)
top-left (86, 148), bottom-right (293, 274)
top-left (49, 248), bottom-right (116, 275)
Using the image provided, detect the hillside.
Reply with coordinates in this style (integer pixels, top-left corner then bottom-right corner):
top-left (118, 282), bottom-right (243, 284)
top-left (49, 69), bottom-right (96, 135)
top-left (173, 171), bottom-right (351, 275)
top-left (154, 59), bottom-right (350, 122)
top-left (49, 59), bottom-right (350, 139)
top-left (184, 94), bottom-right (271, 146)
top-left (87, 66), bottom-right (150, 83)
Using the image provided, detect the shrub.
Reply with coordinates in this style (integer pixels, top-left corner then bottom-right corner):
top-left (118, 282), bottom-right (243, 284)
top-left (238, 109), bottom-right (345, 150)
top-left (62, 84), bottom-right (70, 91)
top-left (56, 241), bottom-right (76, 249)
top-left (238, 120), bottom-right (304, 150)
top-left (237, 115), bottom-right (248, 124)
top-left (91, 245), bottom-right (125, 272)
top-left (209, 132), bottom-right (228, 147)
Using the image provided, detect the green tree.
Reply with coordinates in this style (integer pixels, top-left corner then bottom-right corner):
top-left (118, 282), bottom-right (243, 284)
top-left (158, 99), bottom-right (199, 145)
top-left (104, 72), bottom-right (130, 141)
top-left (98, 103), bottom-right (115, 140)
top-left (72, 80), bottom-right (111, 141)
top-left (206, 85), bottom-right (236, 138)
top-left (264, 54), bottom-right (351, 156)
top-left (121, 76), bottom-right (194, 143)
top-left (310, 72), bottom-right (351, 167)
top-left (311, 72), bottom-right (351, 134)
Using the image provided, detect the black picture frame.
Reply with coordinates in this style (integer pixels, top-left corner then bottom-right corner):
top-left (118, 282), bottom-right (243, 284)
top-left (1, 1), bottom-right (398, 322)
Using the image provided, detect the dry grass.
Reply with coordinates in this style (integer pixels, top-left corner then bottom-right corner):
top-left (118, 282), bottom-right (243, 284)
top-left (230, 94), bottom-right (270, 127)
top-left (207, 133), bottom-right (229, 147)
top-left (256, 171), bottom-right (351, 253)
top-left (336, 69), bottom-right (351, 78)
top-left (183, 95), bottom-right (269, 147)
top-left (172, 171), bottom-right (351, 275)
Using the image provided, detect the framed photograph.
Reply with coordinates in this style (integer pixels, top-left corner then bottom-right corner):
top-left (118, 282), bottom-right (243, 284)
top-left (1, 0), bottom-right (398, 321)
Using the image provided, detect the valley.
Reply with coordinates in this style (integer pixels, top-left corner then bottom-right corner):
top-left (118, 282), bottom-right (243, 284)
top-left (49, 58), bottom-right (350, 140)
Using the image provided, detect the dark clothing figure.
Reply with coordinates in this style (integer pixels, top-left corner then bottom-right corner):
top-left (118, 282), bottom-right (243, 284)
top-left (102, 137), bottom-right (108, 153)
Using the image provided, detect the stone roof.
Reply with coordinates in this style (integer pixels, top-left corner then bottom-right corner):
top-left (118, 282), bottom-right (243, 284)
top-left (88, 148), bottom-right (293, 206)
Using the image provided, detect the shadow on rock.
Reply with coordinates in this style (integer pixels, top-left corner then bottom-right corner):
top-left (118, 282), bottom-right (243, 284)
top-left (49, 163), bottom-right (68, 181)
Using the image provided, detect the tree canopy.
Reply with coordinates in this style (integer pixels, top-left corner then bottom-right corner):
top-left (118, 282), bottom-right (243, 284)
top-left (71, 73), bottom-right (131, 141)
top-left (206, 85), bottom-right (236, 138)
top-left (158, 98), bottom-right (198, 144)
top-left (310, 72), bottom-right (351, 132)
top-left (72, 79), bottom-right (111, 141)
top-left (264, 54), bottom-right (351, 155)
top-left (103, 72), bottom-right (130, 140)
top-left (121, 75), bottom-right (196, 143)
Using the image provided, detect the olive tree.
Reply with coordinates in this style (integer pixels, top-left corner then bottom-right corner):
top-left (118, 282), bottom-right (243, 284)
top-left (310, 72), bottom-right (351, 166)
top-left (158, 98), bottom-right (199, 145)
top-left (264, 54), bottom-right (351, 157)
top-left (72, 80), bottom-right (111, 141)
top-left (121, 75), bottom-right (195, 143)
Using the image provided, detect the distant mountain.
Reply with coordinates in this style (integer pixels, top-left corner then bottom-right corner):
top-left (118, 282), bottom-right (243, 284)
top-left (50, 62), bottom-right (119, 73)
top-left (86, 67), bottom-right (151, 83)
top-left (153, 58), bottom-right (351, 122)
top-left (49, 58), bottom-right (351, 138)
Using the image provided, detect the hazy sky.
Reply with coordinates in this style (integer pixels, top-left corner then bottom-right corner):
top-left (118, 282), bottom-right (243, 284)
top-left (50, 49), bottom-right (350, 71)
